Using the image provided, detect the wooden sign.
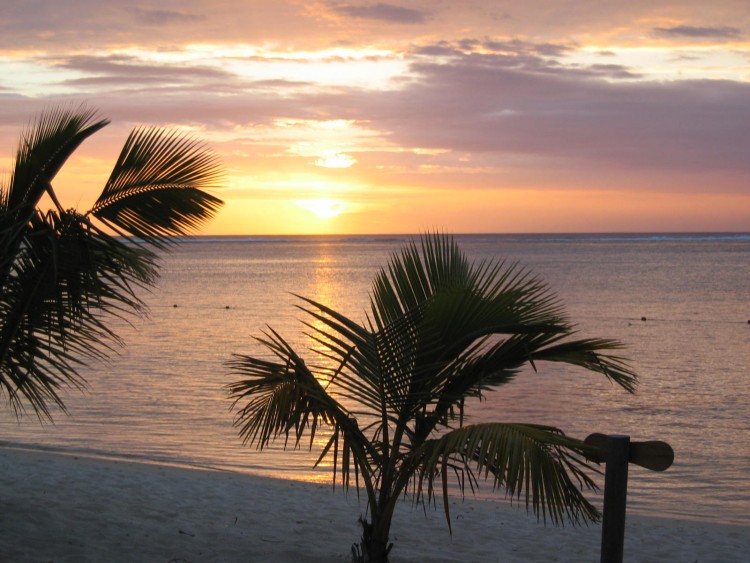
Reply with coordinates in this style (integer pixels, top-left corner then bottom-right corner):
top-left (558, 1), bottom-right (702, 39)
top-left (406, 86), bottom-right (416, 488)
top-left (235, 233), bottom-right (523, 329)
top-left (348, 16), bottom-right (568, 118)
top-left (584, 432), bottom-right (674, 471)
top-left (582, 433), bottom-right (675, 563)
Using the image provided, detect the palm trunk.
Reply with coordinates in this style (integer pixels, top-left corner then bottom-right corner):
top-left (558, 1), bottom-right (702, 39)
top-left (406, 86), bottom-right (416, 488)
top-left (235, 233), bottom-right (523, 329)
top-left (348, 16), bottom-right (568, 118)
top-left (352, 516), bottom-right (392, 563)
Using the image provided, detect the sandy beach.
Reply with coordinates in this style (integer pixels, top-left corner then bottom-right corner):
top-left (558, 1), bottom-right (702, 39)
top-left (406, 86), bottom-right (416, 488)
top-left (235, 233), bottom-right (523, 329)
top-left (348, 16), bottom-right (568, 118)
top-left (0, 446), bottom-right (747, 562)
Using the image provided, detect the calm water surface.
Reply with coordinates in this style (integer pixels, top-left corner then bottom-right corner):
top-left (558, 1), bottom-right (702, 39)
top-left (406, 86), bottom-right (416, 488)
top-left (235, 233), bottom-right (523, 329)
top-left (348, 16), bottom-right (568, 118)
top-left (1, 234), bottom-right (748, 525)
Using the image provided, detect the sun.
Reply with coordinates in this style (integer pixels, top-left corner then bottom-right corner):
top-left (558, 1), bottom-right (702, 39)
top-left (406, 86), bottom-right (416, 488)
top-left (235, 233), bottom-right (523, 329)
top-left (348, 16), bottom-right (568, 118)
top-left (295, 198), bottom-right (348, 219)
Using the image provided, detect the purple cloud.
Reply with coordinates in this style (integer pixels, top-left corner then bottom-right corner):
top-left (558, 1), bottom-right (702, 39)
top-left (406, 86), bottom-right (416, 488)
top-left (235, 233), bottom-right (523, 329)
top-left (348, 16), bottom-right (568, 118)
top-left (55, 55), bottom-right (234, 87)
top-left (131, 8), bottom-right (206, 26)
top-left (333, 3), bottom-right (428, 24)
top-left (653, 25), bottom-right (743, 40)
top-left (308, 49), bottom-right (750, 179)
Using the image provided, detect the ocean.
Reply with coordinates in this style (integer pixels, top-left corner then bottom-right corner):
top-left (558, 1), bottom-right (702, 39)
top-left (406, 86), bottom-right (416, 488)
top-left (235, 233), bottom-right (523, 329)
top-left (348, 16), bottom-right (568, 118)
top-left (1, 233), bottom-right (748, 525)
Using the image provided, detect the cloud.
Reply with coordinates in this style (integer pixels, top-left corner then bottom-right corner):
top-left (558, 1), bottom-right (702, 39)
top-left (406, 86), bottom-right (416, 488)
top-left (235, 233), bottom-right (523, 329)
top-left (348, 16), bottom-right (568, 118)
top-left (131, 8), bottom-right (206, 26)
top-left (411, 40), bottom-right (637, 79)
top-left (585, 64), bottom-right (641, 80)
top-left (482, 39), bottom-right (572, 59)
top-left (9, 37), bottom-right (744, 184)
top-left (56, 55), bottom-right (235, 87)
top-left (332, 2), bottom-right (428, 24)
top-left (0, 21), bottom-right (748, 206)
top-left (652, 25), bottom-right (743, 40)
top-left (2, 1), bottom-right (748, 55)
top-left (324, 48), bottom-right (750, 179)
top-left (0, 1), bottom-right (339, 51)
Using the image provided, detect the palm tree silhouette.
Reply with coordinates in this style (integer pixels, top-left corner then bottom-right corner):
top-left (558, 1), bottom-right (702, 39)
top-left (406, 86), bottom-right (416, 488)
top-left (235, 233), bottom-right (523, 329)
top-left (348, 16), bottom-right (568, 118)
top-left (228, 232), bottom-right (636, 562)
top-left (1, 106), bottom-right (223, 419)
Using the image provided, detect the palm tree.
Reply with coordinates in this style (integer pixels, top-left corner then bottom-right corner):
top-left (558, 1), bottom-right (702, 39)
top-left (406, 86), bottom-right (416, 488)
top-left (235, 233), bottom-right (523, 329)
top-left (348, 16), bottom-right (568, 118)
top-left (228, 233), bottom-right (637, 562)
top-left (1, 106), bottom-right (223, 420)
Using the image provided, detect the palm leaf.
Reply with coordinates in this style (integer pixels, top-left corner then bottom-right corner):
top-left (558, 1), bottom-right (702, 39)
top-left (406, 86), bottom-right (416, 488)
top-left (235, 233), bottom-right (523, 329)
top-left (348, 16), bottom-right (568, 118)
top-left (1, 107), bottom-right (224, 419)
top-left (365, 234), bottom-right (636, 429)
top-left (295, 294), bottom-right (418, 418)
top-left (90, 127), bottom-right (223, 246)
top-left (525, 337), bottom-right (637, 392)
top-left (227, 328), bottom-right (379, 499)
top-left (411, 423), bottom-right (601, 531)
top-left (0, 209), bottom-right (157, 418)
top-left (1, 108), bottom-right (108, 287)
top-left (427, 331), bottom-right (636, 427)
top-left (3, 107), bottom-right (108, 217)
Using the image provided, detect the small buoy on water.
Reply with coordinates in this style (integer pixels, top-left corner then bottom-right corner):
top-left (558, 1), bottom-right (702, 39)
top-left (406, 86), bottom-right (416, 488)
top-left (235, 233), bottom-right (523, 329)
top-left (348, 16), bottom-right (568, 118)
top-left (641, 316), bottom-right (647, 321)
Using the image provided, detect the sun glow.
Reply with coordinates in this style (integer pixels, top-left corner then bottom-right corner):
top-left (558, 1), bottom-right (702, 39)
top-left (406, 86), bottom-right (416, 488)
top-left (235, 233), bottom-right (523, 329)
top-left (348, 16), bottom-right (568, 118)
top-left (314, 152), bottom-right (356, 168)
top-left (564, 45), bottom-right (750, 82)
top-left (177, 44), bottom-right (409, 90)
top-left (295, 198), bottom-right (348, 219)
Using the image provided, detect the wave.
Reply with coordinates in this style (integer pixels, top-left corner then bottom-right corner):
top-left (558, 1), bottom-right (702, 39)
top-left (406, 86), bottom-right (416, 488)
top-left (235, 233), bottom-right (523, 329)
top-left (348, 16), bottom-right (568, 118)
top-left (174, 234), bottom-right (413, 245)
top-left (121, 232), bottom-right (750, 246)
top-left (458, 232), bottom-right (750, 243)
top-left (0, 440), bottom-right (229, 473)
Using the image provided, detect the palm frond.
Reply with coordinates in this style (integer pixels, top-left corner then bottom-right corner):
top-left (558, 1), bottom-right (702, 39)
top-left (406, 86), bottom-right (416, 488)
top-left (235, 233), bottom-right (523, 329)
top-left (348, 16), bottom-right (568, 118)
top-left (0, 209), bottom-right (157, 418)
top-left (90, 127), bottom-right (223, 246)
top-left (1, 107), bottom-right (224, 420)
top-left (526, 337), bottom-right (637, 392)
top-left (1, 107), bottom-right (108, 288)
top-left (3, 107), bottom-right (108, 217)
top-left (364, 235), bottom-right (564, 422)
top-left (412, 423), bottom-right (601, 530)
top-left (367, 234), bottom-right (636, 427)
top-left (295, 293), bottom-right (425, 418)
top-left (227, 327), bottom-right (379, 496)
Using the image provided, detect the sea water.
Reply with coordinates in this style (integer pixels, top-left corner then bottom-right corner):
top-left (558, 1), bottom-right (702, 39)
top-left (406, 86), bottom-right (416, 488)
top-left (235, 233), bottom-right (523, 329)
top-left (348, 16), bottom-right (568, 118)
top-left (1, 233), bottom-right (748, 525)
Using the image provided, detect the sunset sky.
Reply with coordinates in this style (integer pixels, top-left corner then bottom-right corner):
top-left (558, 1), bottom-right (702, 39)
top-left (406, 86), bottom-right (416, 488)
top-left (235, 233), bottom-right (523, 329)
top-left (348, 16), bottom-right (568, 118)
top-left (1, 0), bottom-right (749, 234)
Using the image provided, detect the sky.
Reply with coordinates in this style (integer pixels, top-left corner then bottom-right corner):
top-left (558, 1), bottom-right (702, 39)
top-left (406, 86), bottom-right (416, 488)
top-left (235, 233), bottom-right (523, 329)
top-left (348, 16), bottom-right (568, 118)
top-left (1, 0), bottom-right (749, 235)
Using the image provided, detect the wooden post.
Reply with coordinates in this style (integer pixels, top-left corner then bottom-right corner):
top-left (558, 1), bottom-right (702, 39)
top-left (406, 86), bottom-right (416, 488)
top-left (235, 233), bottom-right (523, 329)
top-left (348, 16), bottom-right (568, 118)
top-left (584, 432), bottom-right (673, 563)
top-left (600, 435), bottom-right (630, 563)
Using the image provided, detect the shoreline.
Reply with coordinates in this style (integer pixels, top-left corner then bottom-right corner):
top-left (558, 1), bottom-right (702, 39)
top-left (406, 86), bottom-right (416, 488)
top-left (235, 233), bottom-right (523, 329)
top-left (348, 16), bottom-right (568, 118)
top-left (2, 441), bottom-right (744, 528)
top-left (1, 447), bottom-right (748, 562)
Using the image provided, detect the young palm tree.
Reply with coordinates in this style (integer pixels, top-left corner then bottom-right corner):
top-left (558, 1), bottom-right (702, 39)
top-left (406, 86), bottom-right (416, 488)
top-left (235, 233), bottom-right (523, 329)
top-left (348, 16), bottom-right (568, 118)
top-left (228, 233), bottom-right (637, 562)
top-left (1, 106), bottom-right (223, 419)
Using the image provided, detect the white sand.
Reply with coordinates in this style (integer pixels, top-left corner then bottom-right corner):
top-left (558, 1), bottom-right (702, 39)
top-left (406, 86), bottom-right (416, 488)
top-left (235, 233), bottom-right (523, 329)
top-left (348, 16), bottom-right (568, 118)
top-left (1, 447), bottom-right (747, 562)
